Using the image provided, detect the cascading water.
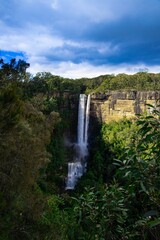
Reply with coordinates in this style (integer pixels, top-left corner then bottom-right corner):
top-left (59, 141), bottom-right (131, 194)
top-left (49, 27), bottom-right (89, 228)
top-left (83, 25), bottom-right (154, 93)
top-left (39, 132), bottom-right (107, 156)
top-left (66, 94), bottom-right (91, 190)
top-left (77, 94), bottom-right (86, 145)
top-left (84, 94), bottom-right (91, 145)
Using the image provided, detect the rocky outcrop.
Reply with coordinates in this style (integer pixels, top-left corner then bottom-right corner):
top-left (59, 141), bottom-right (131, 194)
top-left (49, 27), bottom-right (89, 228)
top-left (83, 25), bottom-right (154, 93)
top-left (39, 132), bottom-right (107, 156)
top-left (90, 91), bottom-right (160, 123)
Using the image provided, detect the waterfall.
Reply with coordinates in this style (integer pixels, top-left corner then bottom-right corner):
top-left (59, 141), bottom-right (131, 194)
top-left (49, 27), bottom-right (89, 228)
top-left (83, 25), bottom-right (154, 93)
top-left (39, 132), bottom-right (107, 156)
top-left (77, 94), bottom-right (86, 145)
top-left (66, 94), bottom-right (91, 190)
top-left (84, 94), bottom-right (91, 145)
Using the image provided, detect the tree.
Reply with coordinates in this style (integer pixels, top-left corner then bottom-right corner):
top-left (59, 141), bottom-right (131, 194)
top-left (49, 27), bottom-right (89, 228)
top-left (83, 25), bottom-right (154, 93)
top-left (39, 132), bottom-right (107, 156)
top-left (0, 59), bottom-right (61, 239)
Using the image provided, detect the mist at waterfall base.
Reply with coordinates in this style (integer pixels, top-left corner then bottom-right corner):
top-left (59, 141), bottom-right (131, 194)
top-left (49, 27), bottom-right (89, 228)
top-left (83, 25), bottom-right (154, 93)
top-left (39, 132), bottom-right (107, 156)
top-left (66, 94), bottom-right (91, 190)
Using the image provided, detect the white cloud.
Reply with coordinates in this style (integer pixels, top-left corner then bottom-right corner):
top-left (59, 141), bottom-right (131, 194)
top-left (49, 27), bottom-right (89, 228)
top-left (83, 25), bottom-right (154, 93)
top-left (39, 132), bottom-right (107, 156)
top-left (28, 61), bottom-right (160, 79)
top-left (97, 43), bottom-right (119, 55)
top-left (1, 19), bottom-right (159, 79)
top-left (0, 21), bottom-right (64, 55)
top-left (0, 19), bottom-right (120, 71)
top-left (51, 0), bottom-right (59, 10)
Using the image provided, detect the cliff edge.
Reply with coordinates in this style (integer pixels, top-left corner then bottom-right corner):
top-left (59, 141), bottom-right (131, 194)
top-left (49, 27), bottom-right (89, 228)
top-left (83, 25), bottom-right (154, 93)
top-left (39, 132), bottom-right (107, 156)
top-left (90, 91), bottom-right (160, 123)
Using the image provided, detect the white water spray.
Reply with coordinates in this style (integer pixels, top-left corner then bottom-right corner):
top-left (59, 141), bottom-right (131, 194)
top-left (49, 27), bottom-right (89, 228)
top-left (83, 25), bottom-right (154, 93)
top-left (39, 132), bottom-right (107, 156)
top-left (66, 94), bottom-right (91, 190)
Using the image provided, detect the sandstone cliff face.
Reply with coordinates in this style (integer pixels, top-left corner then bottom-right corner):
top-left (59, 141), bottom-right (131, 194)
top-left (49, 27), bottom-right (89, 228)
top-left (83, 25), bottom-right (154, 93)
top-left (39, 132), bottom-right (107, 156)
top-left (90, 91), bottom-right (160, 123)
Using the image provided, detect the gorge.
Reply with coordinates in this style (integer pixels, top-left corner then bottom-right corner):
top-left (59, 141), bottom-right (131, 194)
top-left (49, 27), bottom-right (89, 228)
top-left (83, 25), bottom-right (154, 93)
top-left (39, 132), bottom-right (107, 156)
top-left (66, 90), bottom-right (160, 189)
top-left (1, 60), bottom-right (160, 240)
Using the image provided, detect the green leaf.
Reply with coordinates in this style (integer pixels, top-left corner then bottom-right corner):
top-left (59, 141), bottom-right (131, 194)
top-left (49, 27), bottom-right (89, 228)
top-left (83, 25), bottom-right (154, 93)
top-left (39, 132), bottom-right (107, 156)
top-left (140, 181), bottom-right (149, 195)
top-left (145, 116), bottom-right (154, 119)
top-left (124, 171), bottom-right (131, 177)
top-left (148, 218), bottom-right (160, 228)
top-left (145, 103), bottom-right (155, 108)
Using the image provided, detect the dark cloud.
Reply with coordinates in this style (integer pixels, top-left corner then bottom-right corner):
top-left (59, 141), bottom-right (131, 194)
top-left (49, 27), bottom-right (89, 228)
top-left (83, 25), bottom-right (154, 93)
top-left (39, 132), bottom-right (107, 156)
top-left (1, 0), bottom-right (160, 76)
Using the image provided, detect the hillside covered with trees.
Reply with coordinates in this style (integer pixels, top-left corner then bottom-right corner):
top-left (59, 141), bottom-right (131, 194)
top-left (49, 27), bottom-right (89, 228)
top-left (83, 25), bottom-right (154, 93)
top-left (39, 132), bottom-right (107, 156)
top-left (0, 59), bottom-right (160, 240)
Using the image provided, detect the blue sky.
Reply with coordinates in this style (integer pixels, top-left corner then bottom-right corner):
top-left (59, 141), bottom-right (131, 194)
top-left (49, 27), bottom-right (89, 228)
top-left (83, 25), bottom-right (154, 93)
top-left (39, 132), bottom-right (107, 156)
top-left (1, 0), bottom-right (160, 78)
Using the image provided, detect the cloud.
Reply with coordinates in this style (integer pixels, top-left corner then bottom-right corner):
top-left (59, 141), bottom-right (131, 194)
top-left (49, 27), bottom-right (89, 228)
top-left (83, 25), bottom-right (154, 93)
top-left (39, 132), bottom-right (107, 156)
top-left (0, 20), bottom-right (120, 65)
top-left (0, 21), bottom-right (63, 55)
top-left (1, 0), bottom-right (160, 77)
top-left (51, 0), bottom-right (59, 10)
top-left (28, 60), bottom-right (160, 78)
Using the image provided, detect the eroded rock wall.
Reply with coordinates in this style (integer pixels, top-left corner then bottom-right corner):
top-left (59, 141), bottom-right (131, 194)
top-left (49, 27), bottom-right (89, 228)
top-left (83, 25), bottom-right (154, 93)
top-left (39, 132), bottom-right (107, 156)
top-left (90, 91), bottom-right (160, 123)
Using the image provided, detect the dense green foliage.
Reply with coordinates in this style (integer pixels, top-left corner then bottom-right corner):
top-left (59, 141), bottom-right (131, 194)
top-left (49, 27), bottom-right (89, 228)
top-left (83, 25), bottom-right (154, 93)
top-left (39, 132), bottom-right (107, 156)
top-left (69, 110), bottom-right (160, 240)
top-left (0, 59), bottom-right (160, 239)
top-left (88, 72), bottom-right (160, 92)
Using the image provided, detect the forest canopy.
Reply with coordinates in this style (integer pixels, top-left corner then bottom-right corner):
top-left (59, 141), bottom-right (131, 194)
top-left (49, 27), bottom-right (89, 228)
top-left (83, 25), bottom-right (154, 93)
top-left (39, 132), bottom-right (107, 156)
top-left (0, 59), bottom-right (160, 240)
